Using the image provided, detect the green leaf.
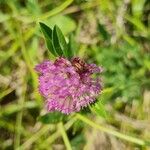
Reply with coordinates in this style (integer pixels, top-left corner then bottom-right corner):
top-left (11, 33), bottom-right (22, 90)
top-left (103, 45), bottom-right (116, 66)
top-left (39, 22), bottom-right (57, 56)
top-left (125, 15), bottom-right (148, 37)
top-left (38, 112), bottom-right (66, 124)
top-left (52, 25), bottom-right (68, 57)
top-left (91, 100), bottom-right (108, 118)
top-left (71, 134), bottom-right (85, 149)
top-left (67, 33), bottom-right (77, 58)
top-left (98, 22), bottom-right (110, 41)
top-left (39, 22), bottom-right (52, 39)
top-left (132, 0), bottom-right (146, 18)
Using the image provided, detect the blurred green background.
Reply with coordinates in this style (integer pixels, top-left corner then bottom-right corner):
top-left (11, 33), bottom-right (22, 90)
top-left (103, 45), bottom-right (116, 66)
top-left (0, 0), bottom-right (150, 149)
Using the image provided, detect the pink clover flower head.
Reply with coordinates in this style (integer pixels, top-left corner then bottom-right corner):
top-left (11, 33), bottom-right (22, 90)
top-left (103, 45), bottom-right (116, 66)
top-left (35, 57), bottom-right (102, 114)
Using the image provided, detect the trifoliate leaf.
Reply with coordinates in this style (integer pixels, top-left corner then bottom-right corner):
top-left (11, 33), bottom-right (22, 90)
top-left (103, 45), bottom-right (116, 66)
top-left (68, 33), bottom-right (77, 58)
top-left (39, 22), bottom-right (57, 56)
top-left (52, 25), bottom-right (68, 57)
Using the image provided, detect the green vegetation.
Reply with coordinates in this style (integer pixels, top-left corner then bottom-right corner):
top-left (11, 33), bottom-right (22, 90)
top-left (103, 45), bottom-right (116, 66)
top-left (0, 0), bottom-right (150, 149)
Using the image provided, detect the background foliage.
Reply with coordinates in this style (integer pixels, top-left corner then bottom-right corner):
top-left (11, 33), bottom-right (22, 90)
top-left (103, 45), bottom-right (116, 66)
top-left (0, 0), bottom-right (150, 149)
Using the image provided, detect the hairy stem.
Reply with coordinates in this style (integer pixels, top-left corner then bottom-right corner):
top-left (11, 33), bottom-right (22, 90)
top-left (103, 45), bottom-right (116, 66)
top-left (76, 114), bottom-right (146, 146)
top-left (58, 122), bottom-right (72, 150)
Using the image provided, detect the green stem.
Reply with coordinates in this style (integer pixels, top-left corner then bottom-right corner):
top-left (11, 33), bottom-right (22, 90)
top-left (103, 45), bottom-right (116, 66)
top-left (17, 125), bottom-right (51, 150)
top-left (41, 116), bottom-right (76, 149)
top-left (19, 117), bottom-right (76, 150)
top-left (63, 0), bottom-right (100, 15)
top-left (16, 23), bottom-right (41, 105)
top-left (76, 114), bottom-right (146, 146)
top-left (58, 122), bottom-right (72, 150)
top-left (38, 0), bottom-right (74, 20)
top-left (0, 88), bottom-right (13, 102)
top-left (14, 78), bottom-right (26, 149)
top-left (14, 24), bottom-right (27, 150)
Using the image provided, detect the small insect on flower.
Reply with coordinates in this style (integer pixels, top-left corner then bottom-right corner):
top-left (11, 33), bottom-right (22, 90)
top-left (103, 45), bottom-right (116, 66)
top-left (35, 57), bottom-right (103, 114)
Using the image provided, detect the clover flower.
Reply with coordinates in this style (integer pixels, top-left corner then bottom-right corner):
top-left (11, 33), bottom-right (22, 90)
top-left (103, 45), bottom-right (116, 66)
top-left (35, 57), bottom-right (102, 114)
